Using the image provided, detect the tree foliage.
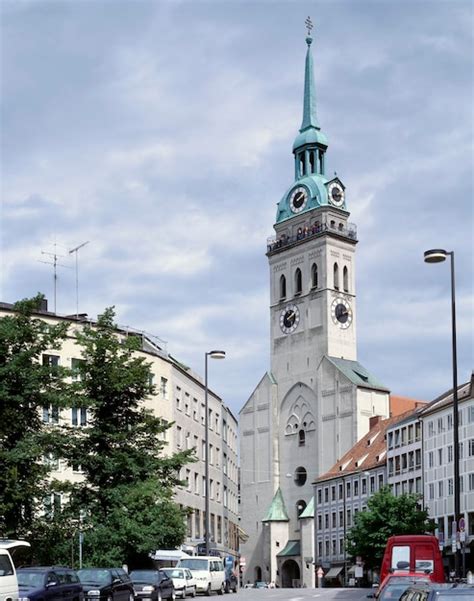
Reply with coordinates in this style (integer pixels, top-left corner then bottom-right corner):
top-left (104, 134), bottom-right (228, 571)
top-left (60, 307), bottom-right (194, 567)
top-left (345, 486), bottom-right (435, 570)
top-left (0, 294), bottom-right (71, 538)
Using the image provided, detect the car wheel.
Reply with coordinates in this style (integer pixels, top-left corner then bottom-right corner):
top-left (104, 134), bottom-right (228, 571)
top-left (191, 587), bottom-right (196, 598)
top-left (217, 583), bottom-right (224, 596)
top-left (205, 583), bottom-right (211, 596)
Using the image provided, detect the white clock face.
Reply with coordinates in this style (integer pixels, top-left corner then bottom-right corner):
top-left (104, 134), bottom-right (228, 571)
top-left (289, 187), bottom-right (308, 213)
top-left (280, 304), bottom-right (300, 334)
top-left (328, 182), bottom-right (345, 207)
top-left (331, 297), bottom-right (352, 329)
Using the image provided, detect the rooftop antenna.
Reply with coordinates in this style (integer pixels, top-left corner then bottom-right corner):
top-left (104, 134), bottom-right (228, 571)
top-left (305, 16), bottom-right (314, 37)
top-left (39, 242), bottom-right (71, 314)
top-left (69, 241), bottom-right (90, 318)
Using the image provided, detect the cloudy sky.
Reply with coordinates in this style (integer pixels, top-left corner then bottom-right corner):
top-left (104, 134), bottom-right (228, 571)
top-left (1, 0), bottom-right (472, 417)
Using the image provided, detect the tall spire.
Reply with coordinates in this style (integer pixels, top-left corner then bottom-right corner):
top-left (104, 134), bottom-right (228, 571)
top-left (300, 33), bottom-right (320, 132)
top-left (300, 17), bottom-right (320, 132)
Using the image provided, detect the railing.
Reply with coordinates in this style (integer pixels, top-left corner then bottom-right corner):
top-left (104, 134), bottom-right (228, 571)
top-left (267, 221), bottom-right (357, 253)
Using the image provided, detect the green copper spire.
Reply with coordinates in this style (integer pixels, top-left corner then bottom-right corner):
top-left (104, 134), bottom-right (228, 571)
top-left (300, 35), bottom-right (320, 132)
top-left (262, 487), bottom-right (289, 522)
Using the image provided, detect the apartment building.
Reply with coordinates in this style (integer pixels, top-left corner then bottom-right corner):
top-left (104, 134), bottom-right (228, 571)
top-left (420, 375), bottom-right (474, 572)
top-left (1, 300), bottom-right (240, 559)
top-left (386, 410), bottom-right (423, 499)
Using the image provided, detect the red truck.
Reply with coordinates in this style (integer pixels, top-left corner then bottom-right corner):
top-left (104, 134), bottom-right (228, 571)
top-left (380, 534), bottom-right (445, 584)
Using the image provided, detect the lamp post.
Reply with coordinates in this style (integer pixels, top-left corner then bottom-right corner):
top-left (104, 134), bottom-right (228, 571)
top-left (424, 249), bottom-right (460, 579)
top-left (204, 350), bottom-right (226, 556)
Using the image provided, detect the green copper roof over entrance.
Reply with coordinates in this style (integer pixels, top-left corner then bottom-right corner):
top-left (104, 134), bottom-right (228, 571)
top-left (262, 487), bottom-right (289, 522)
top-left (299, 496), bottom-right (314, 519)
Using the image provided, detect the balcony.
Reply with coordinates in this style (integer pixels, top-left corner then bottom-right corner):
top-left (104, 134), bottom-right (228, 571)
top-left (267, 220), bottom-right (357, 254)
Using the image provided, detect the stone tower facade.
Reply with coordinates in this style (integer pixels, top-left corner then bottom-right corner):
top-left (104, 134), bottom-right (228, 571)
top-left (239, 29), bottom-right (390, 588)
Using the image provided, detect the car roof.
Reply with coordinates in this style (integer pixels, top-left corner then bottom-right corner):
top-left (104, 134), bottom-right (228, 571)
top-left (0, 540), bottom-right (31, 551)
top-left (18, 566), bottom-right (71, 571)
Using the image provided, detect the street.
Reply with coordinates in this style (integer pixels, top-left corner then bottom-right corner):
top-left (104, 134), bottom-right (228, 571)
top-left (223, 589), bottom-right (371, 600)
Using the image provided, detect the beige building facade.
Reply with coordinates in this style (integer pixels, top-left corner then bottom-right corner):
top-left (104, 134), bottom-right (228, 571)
top-left (0, 301), bottom-right (240, 560)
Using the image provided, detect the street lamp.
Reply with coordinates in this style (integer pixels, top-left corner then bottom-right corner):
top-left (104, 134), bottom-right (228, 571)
top-left (424, 248), bottom-right (460, 578)
top-left (204, 350), bottom-right (226, 556)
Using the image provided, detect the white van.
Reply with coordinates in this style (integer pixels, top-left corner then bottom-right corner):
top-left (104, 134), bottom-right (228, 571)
top-left (0, 540), bottom-right (31, 601)
top-left (177, 557), bottom-right (225, 596)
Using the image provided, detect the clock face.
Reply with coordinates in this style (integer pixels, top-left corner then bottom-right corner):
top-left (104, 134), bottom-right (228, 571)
top-left (331, 297), bottom-right (352, 329)
top-left (289, 187), bottom-right (308, 213)
top-left (328, 182), bottom-right (345, 207)
top-left (280, 304), bottom-right (300, 334)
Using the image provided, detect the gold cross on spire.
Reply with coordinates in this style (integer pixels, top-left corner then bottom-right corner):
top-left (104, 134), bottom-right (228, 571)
top-left (305, 16), bottom-right (313, 37)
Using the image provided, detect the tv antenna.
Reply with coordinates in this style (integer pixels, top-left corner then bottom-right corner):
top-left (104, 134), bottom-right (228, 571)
top-left (69, 241), bottom-right (90, 318)
top-left (39, 243), bottom-right (71, 313)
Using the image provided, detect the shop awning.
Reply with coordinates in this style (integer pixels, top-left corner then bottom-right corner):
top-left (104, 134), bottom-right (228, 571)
top-left (276, 540), bottom-right (300, 557)
top-left (325, 566), bottom-right (343, 578)
top-left (152, 550), bottom-right (191, 561)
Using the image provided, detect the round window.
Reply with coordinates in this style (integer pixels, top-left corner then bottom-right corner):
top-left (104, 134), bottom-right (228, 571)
top-left (294, 466), bottom-right (307, 486)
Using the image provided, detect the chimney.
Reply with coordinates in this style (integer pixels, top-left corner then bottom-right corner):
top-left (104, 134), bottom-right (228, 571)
top-left (369, 415), bottom-right (382, 430)
top-left (40, 298), bottom-right (48, 312)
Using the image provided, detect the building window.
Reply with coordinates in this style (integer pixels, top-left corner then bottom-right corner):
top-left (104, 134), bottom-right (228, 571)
top-left (370, 477), bottom-right (375, 493)
top-left (343, 266), bottom-right (349, 292)
top-left (317, 489), bottom-right (322, 504)
top-left (160, 377), bottom-right (168, 399)
top-left (325, 513), bottom-right (329, 528)
top-left (438, 448), bottom-right (443, 465)
top-left (429, 483), bottom-right (434, 499)
top-left (280, 275), bottom-right (286, 300)
top-left (378, 474), bottom-right (384, 488)
top-left (354, 480), bottom-right (359, 496)
top-left (332, 512), bottom-right (336, 528)
top-left (324, 487), bottom-right (329, 503)
top-left (428, 451), bottom-right (434, 468)
top-left (331, 485), bottom-right (336, 501)
top-left (362, 478), bottom-right (367, 494)
top-left (298, 429), bottom-right (305, 446)
top-left (43, 354), bottom-right (59, 367)
top-left (295, 268), bottom-right (302, 295)
top-left (294, 467), bottom-right (307, 486)
top-left (311, 263), bottom-right (318, 289)
top-left (339, 483), bottom-right (343, 499)
top-left (317, 514), bottom-right (322, 529)
top-left (333, 263), bottom-right (339, 290)
top-left (71, 407), bottom-right (87, 426)
top-left (42, 405), bottom-right (59, 424)
top-left (346, 481), bottom-right (351, 498)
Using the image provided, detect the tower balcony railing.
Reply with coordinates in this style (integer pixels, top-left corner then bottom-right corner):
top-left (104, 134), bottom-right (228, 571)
top-left (267, 220), bottom-right (357, 254)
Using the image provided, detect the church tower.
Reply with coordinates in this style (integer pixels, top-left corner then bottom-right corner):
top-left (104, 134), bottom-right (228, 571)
top-left (268, 31), bottom-right (357, 402)
top-left (239, 22), bottom-right (389, 589)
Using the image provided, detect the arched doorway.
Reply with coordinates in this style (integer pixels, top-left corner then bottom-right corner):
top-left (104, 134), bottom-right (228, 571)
top-left (281, 559), bottom-right (300, 587)
top-left (254, 566), bottom-right (262, 582)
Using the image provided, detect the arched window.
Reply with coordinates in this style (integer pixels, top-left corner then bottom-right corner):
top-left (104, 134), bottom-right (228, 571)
top-left (298, 430), bottom-right (306, 446)
top-left (334, 263), bottom-right (339, 290)
top-left (280, 274), bottom-right (286, 300)
top-left (343, 266), bottom-right (349, 292)
top-left (311, 263), bottom-right (318, 289)
top-left (299, 154), bottom-right (305, 176)
top-left (309, 151), bottom-right (315, 173)
top-left (338, 222), bottom-right (344, 231)
top-left (294, 467), bottom-right (307, 486)
top-left (295, 268), bottom-right (302, 295)
top-left (297, 500), bottom-right (307, 518)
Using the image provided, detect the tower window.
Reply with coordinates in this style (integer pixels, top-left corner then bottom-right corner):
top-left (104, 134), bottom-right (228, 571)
top-left (298, 430), bottom-right (306, 446)
top-left (296, 500), bottom-right (307, 517)
top-left (294, 268), bottom-right (302, 295)
top-left (343, 266), bottom-right (349, 292)
top-left (309, 151), bottom-right (315, 174)
top-left (311, 263), bottom-right (318, 289)
top-left (299, 153), bottom-right (305, 177)
top-left (280, 274), bottom-right (286, 300)
top-left (334, 263), bottom-right (339, 290)
top-left (294, 467), bottom-right (307, 486)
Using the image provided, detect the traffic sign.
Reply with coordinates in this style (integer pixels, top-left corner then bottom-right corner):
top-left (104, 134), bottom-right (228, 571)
top-left (317, 567), bottom-right (324, 578)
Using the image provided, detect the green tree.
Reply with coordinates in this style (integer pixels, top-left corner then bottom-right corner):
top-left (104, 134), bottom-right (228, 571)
top-left (346, 486), bottom-right (435, 570)
top-left (0, 294), bottom-right (71, 539)
top-left (62, 307), bottom-right (193, 567)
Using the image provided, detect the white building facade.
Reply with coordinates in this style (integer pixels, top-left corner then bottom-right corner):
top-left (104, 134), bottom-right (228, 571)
top-left (420, 375), bottom-right (474, 573)
top-left (386, 412), bottom-right (423, 499)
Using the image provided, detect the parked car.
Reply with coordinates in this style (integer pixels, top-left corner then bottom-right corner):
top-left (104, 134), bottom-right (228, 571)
top-left (400, 583), bottom-right (474, 600)
top-left (129, 569), bottom-right (175, 601)
top-left (17, 567), bottom-right (84, 601)
top-left (160, 568), bottom-right (195, 599)
top-left (369, 574), bottom-right (432, 600)
top-left (177, 557), bottom-right (224, 596)
top-left (77, 568), bottom-right (134, 601)
top-left (380, 536), bottom-right (445, 584)
top-left (224, 572), bottom-right (237, 594)
top-left (0, 539), bottom-right (30, 601)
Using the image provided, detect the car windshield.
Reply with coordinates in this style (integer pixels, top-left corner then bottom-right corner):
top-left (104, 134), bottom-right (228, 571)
top-left (17, 572), bottom-right (44, 589)
top-left (130, 571), bottom-right (158, 583)
top-left (162, 569), bottom-right (184, 579)
top-left (380, 584), bottom-right (419, 600)
top-left (179, 559), bottom-right (207, 571)
top-left (77, 569), bottom-right (112, 585)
